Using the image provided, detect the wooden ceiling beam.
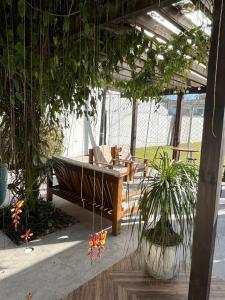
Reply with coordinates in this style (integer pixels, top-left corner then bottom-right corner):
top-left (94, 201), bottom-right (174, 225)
top-left (54, 0), bottom-right (179, 37)
top-left (118, 46), bottom-right (207, 85)
top-left (157, 6), bottom-right (195, 31)
top-left (97, 0), bottom-right (179, 26)
top-left (129, 14), bottom-right (208, 78)
top-left (113, 73), bottom-right (205, 95)
top-left (115, 63), bottom-right (206, 95)
top-left (128, 14), bottom-right (171, 40)
top-left (163, 85), bottom-right (206, 95)
top-left (101, 0), bottom-right (211, 25)
top-left (192, 0), bottom-right (213, 20)
top-left (116, 63), bottom-right (206, 90)
top-left (187, 70), bottom-right (207, 85)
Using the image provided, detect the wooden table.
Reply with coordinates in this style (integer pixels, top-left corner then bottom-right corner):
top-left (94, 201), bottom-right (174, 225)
top-left (171, 146), bottom-right (199, 161)
top-left (61, 251), bottom-right (225, 300)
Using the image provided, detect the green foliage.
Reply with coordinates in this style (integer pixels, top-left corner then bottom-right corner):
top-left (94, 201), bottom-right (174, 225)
top-left (40, 123), bottom-right (64, 159)
top-left (137, 152), bottom-right (198, 252)
top-left (0, 0), bottom-right (208, 208)
top-left (117, 27), bottom-right (209, 100)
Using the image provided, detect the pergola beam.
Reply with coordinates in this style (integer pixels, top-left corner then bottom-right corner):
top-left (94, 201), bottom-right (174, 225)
top-left (115, 65), bottom-right (206, 92)
top-left (129, 14), bottom-right (172, 40)
top-left (97, 0), bottom-right (178, 26)
top-left (157, 5), bottom-right (195, 31)
top-left (120, 65), bottom-right (206, 87)
top-left (92, 0), bottom-right (208, 89)
top-left (163, 86), bottom-right (206, 95)
top-left (129, 15), bottom-right (208, 80)
top-left (192, 0), bottom-right (213, 20)
top-left (188, 0), bottom-right (225, 299)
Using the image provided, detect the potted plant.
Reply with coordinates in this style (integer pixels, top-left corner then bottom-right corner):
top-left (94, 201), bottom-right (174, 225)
top-left (136, 152), bottom-right (198, 279)
top-left (0, 156), bottom-right (8, 206)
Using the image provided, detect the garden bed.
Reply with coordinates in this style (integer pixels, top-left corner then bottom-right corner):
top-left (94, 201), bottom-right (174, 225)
top-left (0, 200), bottom-right (79, 245)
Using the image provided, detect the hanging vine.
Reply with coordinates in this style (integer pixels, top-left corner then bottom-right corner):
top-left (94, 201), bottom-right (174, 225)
top-left (0, 0), bottom-right (209, 212)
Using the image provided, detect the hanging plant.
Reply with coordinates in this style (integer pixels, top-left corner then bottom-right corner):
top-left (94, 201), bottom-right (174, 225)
top-left (11, 199), bottom-right (25, 231)
top-left (0, 0), bottom-right (209, 215)
top-left (88, 230), bottom-right (107, 263)
top-left (21, 228), bottom-right (33, 244)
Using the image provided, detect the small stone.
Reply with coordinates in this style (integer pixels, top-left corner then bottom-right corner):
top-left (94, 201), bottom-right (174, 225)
top-left (25, 247), bottom-right (34, 254)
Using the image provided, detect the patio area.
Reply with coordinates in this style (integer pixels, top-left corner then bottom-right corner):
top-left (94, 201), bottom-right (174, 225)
top-left (0, 0), bottom-right (225, 299)
top-left (0, 183), bottom-right (225, 300)
top-left (0, 194), bottom-right (138, 300)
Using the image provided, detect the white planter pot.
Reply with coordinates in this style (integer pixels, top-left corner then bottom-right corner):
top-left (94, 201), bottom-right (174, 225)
top-left (142, 237), bottom-right (180, 280)
top-left (0, 163), bottom-right (8, 206)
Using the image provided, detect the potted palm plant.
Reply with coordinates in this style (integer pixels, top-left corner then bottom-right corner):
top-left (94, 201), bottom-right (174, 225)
top-left (137, 152), bottom-right (198, 279)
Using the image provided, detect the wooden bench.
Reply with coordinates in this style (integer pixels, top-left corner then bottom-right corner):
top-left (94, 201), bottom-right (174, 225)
top-left (47, 156), bottom-right (140, 236)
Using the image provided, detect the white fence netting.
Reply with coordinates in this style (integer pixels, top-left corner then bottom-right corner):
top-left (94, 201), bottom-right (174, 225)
top-left (62, 91), bottom-right (205, 157)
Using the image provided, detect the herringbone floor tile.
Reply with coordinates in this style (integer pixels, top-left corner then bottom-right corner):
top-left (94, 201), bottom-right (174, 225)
top-left (61, 252), bottom-right (225, 300)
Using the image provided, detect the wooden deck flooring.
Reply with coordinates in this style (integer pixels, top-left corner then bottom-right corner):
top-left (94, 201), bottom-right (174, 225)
top-left (61, 252), bottom-right (225, 300)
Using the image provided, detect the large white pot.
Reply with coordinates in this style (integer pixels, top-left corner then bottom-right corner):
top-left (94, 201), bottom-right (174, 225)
top-left (0, 163), bottom-right (8, 206)
top-left (142, 237), bottom-right (180, 280)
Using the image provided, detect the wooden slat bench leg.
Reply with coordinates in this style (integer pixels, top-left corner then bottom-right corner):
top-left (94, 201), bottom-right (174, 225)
top-left (112, 220), bottom-right (121, 236)
top-left (112, 177), bottom-right (123, 236)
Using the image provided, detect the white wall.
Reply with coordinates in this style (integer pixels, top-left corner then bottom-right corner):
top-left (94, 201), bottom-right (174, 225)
top-left (107, 94), bottom-right (132, 146)
top-left (62, 102), bottom-right (101, 158)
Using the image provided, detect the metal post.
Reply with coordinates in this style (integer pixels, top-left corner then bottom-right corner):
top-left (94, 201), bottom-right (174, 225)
top-left (130, 99), bottom-right (138, 156)
top-left (172, 92), bottom-right (183, 160)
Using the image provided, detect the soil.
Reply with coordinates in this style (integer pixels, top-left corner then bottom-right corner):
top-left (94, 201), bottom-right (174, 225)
top-left (144, 220), bottom-right (182, 247)
top-left (0, 200), bottom-right (79, 245)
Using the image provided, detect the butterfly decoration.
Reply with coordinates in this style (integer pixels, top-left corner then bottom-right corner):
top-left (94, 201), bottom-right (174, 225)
top-left (88, 230), bottom-right (107, 263)
top-left (26, 292), bottom-right (32, 300)
top-left (11, 200), bottom-right (25, 231)
top-left (21, 229), bottom-right (33, 243)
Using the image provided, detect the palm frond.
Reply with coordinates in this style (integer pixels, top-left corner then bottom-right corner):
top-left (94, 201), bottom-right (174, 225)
top-left (135, 151), bottom-right (198, 255)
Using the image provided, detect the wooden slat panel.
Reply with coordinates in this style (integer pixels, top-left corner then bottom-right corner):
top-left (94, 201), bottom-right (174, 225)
top-left (52, 157), bottom-right (124, 212)
top-left (50, 186), bottom-right (113, 221)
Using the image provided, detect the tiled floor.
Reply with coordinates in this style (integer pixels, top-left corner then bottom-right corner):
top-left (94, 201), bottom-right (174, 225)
top-left (62, 251), bottom-right (225, 300)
